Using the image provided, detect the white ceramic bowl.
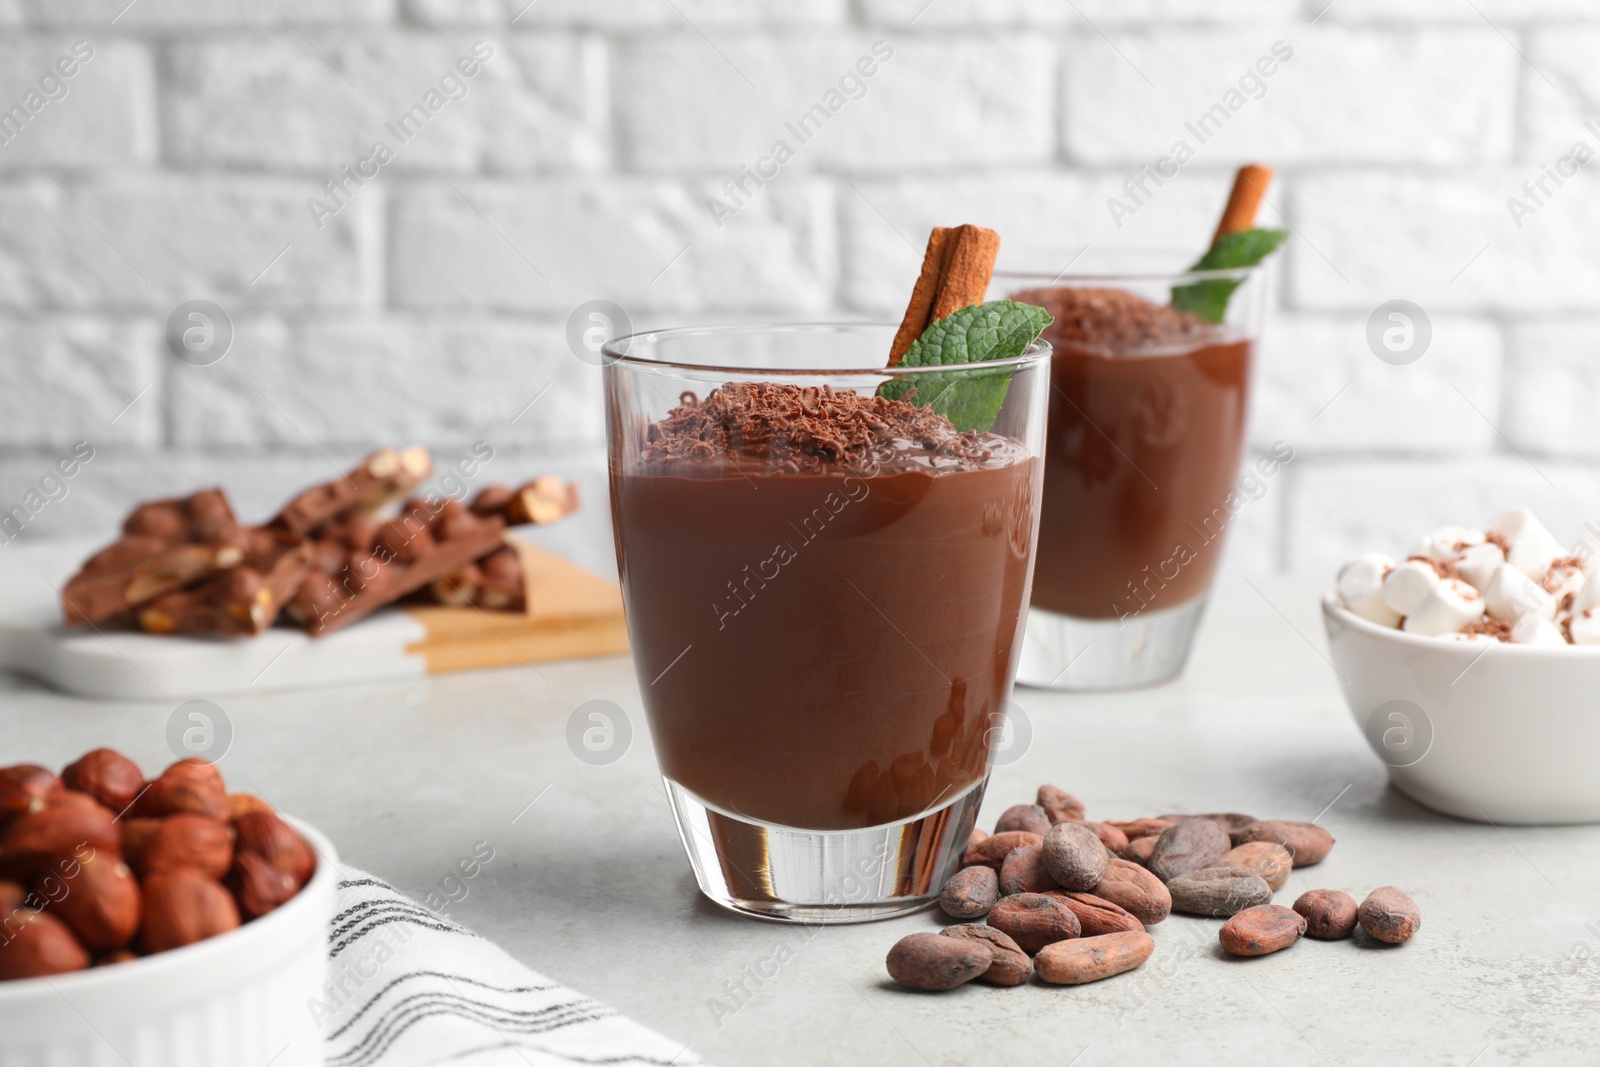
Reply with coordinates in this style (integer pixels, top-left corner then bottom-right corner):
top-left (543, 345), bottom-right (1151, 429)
top-left (0, 817), bottom-right (336, 1067)
top-left (1323, 594), bottom-right (1600, 825)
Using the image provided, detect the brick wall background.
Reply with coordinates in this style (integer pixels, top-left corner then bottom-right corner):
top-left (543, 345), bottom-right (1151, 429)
top-left (2, 0), bottom-right (1597, 580)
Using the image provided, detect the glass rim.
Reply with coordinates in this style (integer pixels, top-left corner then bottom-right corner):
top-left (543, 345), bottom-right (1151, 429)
top-left (994, 263), bottom-right (1264, 285)
top-left (599, 321), bottom-right (1052, 376)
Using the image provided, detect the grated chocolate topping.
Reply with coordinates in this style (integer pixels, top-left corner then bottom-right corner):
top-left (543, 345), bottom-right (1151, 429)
top-left (639, 382), bottom-right (1004, 474)
top-left (1463, 618), bottom-right (1513, 643)
top-left (1012, 286), bottom-right (1209, 351)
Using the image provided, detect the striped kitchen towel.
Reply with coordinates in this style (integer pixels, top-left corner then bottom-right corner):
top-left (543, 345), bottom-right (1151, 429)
top-left (315, 867), bottom-right (700, 1067)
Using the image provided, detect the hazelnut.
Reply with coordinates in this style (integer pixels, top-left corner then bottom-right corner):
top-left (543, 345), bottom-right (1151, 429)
top-left (0, 764), bottom-right (62, 832)
top-left (139, 870), bottom-right (239, 953)
top-left (225, 793), bottom-right (274, 821)
top-left (48, 853), bottom-right (141, 953)
top-left (377, 517), bottom-right (433, 564)
top-left (436, 512), bottom-right (483, 542)
top-left (0, 908), bottom-right (90, 980)
top-left (132, 759), bottom-right (226, 820)
top-left (234, 810), bottom-right (314, 888)
top-left (0, 792), bottom-right (119, 881)
top-left (0, 881), bottom-right (24, 910)
top-left (229, 853), bottom-right (298, 920)
top-left (94, 949), bottom-right (139, 967)
top-left (480, 547), bottom-right (521, 584)
top-left (123, 814), bottom-right (233, 880)
top-left (61, 749), bottom-right (145, 813)
top-left (341, 513), bottom-right (381, 553)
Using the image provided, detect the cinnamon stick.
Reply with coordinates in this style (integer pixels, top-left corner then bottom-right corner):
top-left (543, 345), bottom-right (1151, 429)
top-left (1211, 164), bottom-right (1274, 245)
top-left (889, 224), bottom-right (1001, 365)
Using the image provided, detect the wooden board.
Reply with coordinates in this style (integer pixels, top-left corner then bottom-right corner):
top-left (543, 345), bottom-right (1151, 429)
top-left (401, 542), bottom-right (629, 672)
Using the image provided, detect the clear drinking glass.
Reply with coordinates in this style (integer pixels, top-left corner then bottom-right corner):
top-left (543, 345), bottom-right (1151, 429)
top-left (603, 323), bottom-right (1049, 922)
top-left (993, 252), bottom-right (1268, 690)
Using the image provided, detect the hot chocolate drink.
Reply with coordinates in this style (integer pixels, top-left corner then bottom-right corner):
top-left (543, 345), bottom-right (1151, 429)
top-left (611, 382), bottom-right (1041, 830)
top-left (1010, 287), bottom-right (1253, 621)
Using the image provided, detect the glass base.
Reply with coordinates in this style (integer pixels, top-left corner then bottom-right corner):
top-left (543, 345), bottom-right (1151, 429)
top-left (1015, 597), bottom-right (1208, 691)
top-left (662, 777), bottom-right (987, 924)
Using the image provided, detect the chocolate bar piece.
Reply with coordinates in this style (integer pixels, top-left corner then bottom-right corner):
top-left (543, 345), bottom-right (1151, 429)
top-left (290, 501), bottom-right (506, 637)
top-left (426, 545), bottom-right (526, 612)
top-left (271, 446), bottom-right (433, 536)
top-left (468, 477), bottom-right (579, 526)
top-left (61, 489), bottom-right (249, 626)
top-left (135, 530), bottom-right (312, 637)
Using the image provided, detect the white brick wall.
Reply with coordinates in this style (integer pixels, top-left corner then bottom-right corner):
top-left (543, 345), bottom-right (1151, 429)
top-left (0, 1), bottom-right (1591, 581)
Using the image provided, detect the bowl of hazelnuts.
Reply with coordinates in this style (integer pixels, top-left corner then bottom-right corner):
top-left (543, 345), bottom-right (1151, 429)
top-left (0, 750), bottom-right (336, 1067)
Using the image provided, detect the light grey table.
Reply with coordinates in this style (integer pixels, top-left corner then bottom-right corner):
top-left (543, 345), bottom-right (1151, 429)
top-left (3, 565), bottom-right (1596, 1067)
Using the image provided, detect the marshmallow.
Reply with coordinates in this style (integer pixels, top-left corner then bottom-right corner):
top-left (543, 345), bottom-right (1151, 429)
top-left (1402, 578), bottom-right (1486, 636)
top-left (1571, 608), bottom-right (1600, 646)
top-left (1512, 613), bottom-right (1568, 647)
top-left (1452, 541), bottom-right (1505, 591)
top-left (1383, 559), bottom-right (1441, 617)
top-left (1488, 507), bottom-right (1564, 581)
top-left (1483, 563), bottom-right (1554, 623)
top-left (1413, 525), bottom-right (1486, 563)
top-left (1573, 570), bottom-right (1600, 616)
top-left (1337, 553), bottom-right (1401, 626)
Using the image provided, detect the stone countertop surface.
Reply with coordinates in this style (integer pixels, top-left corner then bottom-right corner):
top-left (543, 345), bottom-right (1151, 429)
top-left (2, 565), bottom-right (1597, 1067)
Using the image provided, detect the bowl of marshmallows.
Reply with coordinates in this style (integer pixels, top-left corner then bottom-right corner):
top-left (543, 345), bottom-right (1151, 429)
top-left (1322, 507), bottom-right (1600, 825)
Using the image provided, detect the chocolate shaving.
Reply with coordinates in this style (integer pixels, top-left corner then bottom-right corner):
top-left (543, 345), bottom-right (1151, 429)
top-left (639, 382), bottom-right (998, 475)
top-left (1012, 287), bottom-right (1209, 352)
top-left (1462, 618), bottom-right (1513, 643)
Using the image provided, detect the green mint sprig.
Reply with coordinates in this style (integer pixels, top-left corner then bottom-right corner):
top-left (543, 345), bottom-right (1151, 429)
top-left (877, 300), bottom-right (1053, 432)
top-left (1171, 227), bottom-right (1286, 323)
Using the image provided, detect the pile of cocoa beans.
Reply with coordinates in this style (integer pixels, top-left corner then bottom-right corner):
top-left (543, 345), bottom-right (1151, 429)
top-left (0, 751), bottom-right (317, 981)
top-left (886, 784), bottom-right (1421, 991)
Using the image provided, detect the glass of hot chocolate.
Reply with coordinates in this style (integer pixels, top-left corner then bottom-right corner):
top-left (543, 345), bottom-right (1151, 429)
top-left (603, 323), bottom-right (1049, 922)
top-left (996, 252), bottom-right (1269, 690)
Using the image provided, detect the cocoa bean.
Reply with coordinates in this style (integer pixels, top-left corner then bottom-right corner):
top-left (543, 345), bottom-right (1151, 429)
top-left (1122, 836), bottom-right (1158, 865)
top-left (961, 831), bottom-right (1042, 872)
top-left (994, 804), bottom-right (1050, 837)
top-left (1041, 822), bottom-right (1109, 891)
top-left (987, 892), bottom-right (1081, 955)
top-left (967, 828), bottom-right (988, 851)
top-left (1358, 886), bottom-right (1421, 944)
top-left (1219, 904), bottom-right (1306, 957)
top-left (941, 924), bottom-right (1032, 986)
top-left (998, 844), bottom-right (1055, 896)
top-left (1085, 821), bottom-right (1129, 855)
top-left (939, 865), bottom-right (999, 920)
top-left (1236, 820), bottom-right (1334, 867)
top-left (1193, 813), bottom-right (1260, 845)
top-left (1036, 784), bottom-right (1084, 824)
top-left (1091, 858), bottom-right (1171, 925)
top-left (1035, 930), bottom-right (1154, 985)
top-left (1105, 818), bottom-right (1175, 841)
top-left (886, 932), bottom-right (991, 991)
top-left (1293, 889), bottom-right (1358, 940)
top-left (1148, 819), bottom-right (1231, 883)
top-left (1049, 891), bottom-right (1144, 936)
top-left (1217, 841), bottom-right (1293, 891)
top-left (1167, 866), bottom-right (1272, 917)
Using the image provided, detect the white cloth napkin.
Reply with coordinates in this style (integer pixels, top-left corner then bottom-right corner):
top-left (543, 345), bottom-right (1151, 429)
top-left (316, 867), bottom-right (700, 1067)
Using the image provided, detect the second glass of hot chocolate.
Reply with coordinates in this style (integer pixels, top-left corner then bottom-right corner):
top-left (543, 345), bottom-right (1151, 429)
top-left (998, 254), bottom-right (1269, 690)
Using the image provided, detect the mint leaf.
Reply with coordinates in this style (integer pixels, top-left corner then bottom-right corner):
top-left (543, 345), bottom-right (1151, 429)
top-left (879, 300), bottom-right (1053, 432)
top-left (1171, 227), bottom-right (1287, 323)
